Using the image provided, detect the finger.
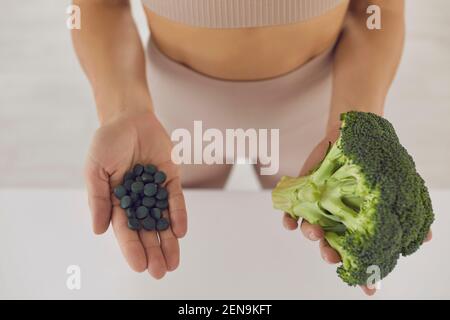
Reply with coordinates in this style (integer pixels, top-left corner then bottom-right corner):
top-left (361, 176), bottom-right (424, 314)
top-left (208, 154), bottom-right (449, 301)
top-left (84, 156), bottom-right (112, 234)
top-left (283, 213), bottom-right (298, 230)
top-left (360, 285), bottom-right (377, 296)
top-left (319, 239), bottom-right (341, 264)
top-left (159, 210), bottom-right (180, 271)
top-left (300, 220), bottom-right (324, 241)
top-left (165, 176), bottom-right (188, 238)
top-left (424, 229), bottom-right (432, 243)
top-left (139, 229), bottom-right (168, 279)
top-left (111, 206), bottom-right (147, 272)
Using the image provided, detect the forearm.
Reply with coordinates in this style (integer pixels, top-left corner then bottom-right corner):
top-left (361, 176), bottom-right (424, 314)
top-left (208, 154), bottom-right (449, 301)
top-left (71, 0), bottom-right (152, 124)
top-left (327, 0), bottom-right (405, 133)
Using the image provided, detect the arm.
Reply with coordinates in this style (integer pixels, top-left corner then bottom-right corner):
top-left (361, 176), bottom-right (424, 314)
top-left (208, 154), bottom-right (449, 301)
top-left (285, 0), bottom-right (407, 295)
top-left (71, 0), bottom-right (152, 124)
top-left (71, 0), bottom-right (187, 278)
top-left (326, 0), bottom-right (405, 134)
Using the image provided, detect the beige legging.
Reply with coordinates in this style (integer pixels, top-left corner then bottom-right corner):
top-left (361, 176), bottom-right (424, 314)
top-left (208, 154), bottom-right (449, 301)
top-left (146, 39), bottom-right (333, 188)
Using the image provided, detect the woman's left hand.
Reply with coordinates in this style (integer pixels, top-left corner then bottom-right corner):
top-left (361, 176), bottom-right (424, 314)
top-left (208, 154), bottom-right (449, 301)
top-left (282, 131), bottom-right (433, 296)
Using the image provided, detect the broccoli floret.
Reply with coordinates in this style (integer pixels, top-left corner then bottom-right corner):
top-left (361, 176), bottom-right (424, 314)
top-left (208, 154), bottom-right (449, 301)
top-left (272, 111), bottom-right (434, 286)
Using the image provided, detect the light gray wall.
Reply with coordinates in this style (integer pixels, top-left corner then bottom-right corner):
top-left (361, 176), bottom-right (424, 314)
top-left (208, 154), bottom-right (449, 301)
top-left (0, 0), bottom-right (449, 189)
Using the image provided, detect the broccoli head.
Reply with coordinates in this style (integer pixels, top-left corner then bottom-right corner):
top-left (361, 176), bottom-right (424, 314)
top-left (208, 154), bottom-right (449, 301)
top-left (272, 111), bottom-right (434, 286)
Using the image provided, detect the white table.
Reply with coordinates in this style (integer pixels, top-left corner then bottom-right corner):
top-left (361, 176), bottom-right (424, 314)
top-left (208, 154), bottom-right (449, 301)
top-left (0, 189), bottom-right (448, 299)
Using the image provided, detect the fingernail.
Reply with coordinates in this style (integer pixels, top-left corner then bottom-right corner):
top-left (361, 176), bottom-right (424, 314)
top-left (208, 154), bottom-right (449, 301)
top-left (320, 252), bottom-right (330, 264)
top-left (309, 232), bottom-right (319, 241)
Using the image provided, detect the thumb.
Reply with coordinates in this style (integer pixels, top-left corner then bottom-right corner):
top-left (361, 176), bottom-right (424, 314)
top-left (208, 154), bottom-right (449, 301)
top-left (84, 155), bottom-right (112, 234)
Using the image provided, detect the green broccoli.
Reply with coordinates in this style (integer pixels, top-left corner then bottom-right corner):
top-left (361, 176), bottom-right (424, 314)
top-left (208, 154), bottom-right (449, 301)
top-left (272, 111), bottom-right (434, 286)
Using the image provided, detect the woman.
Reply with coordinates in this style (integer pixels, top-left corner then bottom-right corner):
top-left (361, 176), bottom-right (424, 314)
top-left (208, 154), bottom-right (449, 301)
top-left (72, 0), bottom-right (429, 295)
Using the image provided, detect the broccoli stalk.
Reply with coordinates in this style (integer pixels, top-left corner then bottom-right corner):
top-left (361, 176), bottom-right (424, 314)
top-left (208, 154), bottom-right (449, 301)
top-left (273, 140), bottom-right (371, 234)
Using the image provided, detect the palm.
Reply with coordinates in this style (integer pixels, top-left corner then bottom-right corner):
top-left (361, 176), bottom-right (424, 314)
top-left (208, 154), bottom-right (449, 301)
top-left (85, 110), bottom-right (187, 278)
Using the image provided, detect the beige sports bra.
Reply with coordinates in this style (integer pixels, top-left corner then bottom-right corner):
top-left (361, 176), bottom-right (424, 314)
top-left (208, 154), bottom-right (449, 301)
top-left (142, 0), bottom-right (344, 28)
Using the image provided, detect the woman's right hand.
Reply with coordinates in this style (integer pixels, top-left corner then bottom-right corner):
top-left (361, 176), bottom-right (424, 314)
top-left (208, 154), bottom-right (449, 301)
top-left (84, 108), bottom-right (187, 279)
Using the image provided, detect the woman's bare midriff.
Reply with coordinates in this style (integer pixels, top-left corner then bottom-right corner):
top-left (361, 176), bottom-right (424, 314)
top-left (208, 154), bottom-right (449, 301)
top-left (144, 0), bottom-right (349, 81)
